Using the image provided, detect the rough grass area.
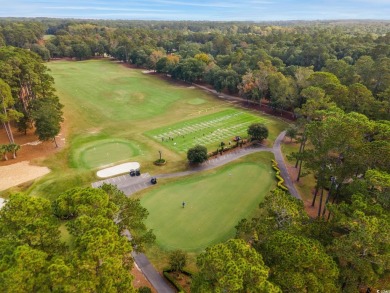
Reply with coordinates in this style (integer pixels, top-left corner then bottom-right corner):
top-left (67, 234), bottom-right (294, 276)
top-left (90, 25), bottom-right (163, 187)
top-left (145, 108), bottom-right (269, 153)
top-left (141, 153), bottom-right (275, 252)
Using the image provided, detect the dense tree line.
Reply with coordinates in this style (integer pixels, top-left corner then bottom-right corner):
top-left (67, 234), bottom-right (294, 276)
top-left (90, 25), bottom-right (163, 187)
top-left (1, 19), bottom-right (389, 120)
top-left (187, 108), bottom-right (389, 292)
top-left (0, 46), bottom-right (63, 147)
top-left (289, 91), bottom-right (389, 216)
top-left (192, 104), bottom-right (388, 292)
top-left (0, 184), bottom-right (155, 292)
top-left (201, 186), bottom-right (390, 292)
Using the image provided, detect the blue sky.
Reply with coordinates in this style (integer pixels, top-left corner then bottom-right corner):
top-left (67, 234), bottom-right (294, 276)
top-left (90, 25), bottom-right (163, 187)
top-left (1, 0), bottom-right (390, 21)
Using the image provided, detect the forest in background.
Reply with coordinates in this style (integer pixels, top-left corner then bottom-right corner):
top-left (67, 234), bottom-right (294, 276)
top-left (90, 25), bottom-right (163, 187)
top-left (1, 18), bottom-right (390, 120)
top-left (0, 18), bottom-right (389, 292)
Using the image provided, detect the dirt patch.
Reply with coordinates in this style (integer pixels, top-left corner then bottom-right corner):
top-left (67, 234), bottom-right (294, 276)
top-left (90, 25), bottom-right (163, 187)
top-left (0, 122), bottom-right (67, 191)
top-left (0, 161), bottom-right (51, 191)
top-left (0, 124), bottom-right (66, 166)
top-left (303, 197), bottom-right (321, 218)
top-left (132, 264), bottom-right (157, 293)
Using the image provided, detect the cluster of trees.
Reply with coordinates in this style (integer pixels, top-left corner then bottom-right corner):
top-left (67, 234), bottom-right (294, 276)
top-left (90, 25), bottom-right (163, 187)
top-left (0, 143), bottom-right (20, 160)
top-left (183, 109), bottom-right (389, 291)
top-left (2, 19), bottom-right (389, 120)
top-left (291, 106), bottom-right (389, 217)
top-left (0, 46), bottom-right (63, 147)
top-left (0, 20), bottom-right (45, 48)
top-left (189, 187), bottom-right (389, 292)
top-left (0, 184), bottom-right (155, 292)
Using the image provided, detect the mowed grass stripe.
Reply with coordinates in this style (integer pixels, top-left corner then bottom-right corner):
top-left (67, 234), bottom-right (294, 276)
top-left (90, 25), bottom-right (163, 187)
top-left (141, 160), bottom-right (274, 251)
top-left (145, 109), bottom-right (268, 152)
top-left (47, 60), bottom-right (200, 123)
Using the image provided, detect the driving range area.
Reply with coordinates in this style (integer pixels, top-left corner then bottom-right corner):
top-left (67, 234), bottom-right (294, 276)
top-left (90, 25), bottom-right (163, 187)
top-left (145, 108), bottom-right (269, 153)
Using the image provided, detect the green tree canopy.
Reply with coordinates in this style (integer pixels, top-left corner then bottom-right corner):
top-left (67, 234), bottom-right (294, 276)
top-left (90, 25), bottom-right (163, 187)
top-left (247, 123), bottom-right (269, 142)
top-left (0, 78), bottom-right (23, 143)
top-left (328, 194), bottom-right (390, 291)
top-left (0, 186), bottom-right (153, 292)
top-left (31, 96), bottom-right (64, 147)
top-left (236, 189), bottom-right (308, 243)
top-left (187, 145), bottom-right (208, 164)
top-left (260, 231), bottom-right (339, 292)
top-left (192, 239), bottom-right (280, 293)
top-left (169, 250), bottom-right (187, 273)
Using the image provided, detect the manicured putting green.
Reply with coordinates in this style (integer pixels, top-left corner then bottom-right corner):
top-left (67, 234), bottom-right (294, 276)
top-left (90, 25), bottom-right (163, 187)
top-left (74, 139), bottom-right (140, 169)
top-left (145, 108), bottom-right (269, 153)
top-left (141, 162), bottom-right (273, 251)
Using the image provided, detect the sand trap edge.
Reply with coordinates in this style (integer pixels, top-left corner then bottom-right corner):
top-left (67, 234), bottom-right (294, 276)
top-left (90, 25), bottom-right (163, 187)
top-left (97, 162), bottom-right (140, 178)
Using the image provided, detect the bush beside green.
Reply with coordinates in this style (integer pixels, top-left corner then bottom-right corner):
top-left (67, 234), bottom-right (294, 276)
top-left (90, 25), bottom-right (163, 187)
top-left (271, 159), bottom-right (288, 191)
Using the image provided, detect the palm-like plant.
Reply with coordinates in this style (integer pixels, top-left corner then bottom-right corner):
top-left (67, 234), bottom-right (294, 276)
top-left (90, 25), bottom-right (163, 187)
top-left (8, 143), bottom-right (20, 159)
top-left (0, 144), bottom-right (9, 160)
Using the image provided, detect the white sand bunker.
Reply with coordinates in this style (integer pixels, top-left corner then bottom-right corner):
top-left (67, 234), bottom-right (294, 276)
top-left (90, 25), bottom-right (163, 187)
top-left (0, 161), bottom-right (51, 191)
top-left (97, 162), bottom-right (140, 178)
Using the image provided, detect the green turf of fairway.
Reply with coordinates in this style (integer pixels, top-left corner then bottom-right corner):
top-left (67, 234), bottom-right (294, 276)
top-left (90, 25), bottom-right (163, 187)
top-left (29, 60), bottom-right (286, 198)
top-left (47, 60), bottom-right (214, 123)
top-left (145, 108), bottom-right (269, 153)
top-left (45, 60), bottom-right (224, 171)
top-left (72, 138), bottom-right (141, 169)
top-left (141, 159), bottom-right (274, 251)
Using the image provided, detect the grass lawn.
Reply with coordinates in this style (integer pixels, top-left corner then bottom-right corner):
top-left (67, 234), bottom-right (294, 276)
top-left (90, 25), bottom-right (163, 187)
top-left (141, 152), bottom-right (275, 252)
top-left (27, 59), bottom-right (286, 198)
top-left (145, 108), bottom-right (270, 153)
top-left (44, 60), bottom-right (224, 174)
top-left (71, 138), bottom-right (141, 169)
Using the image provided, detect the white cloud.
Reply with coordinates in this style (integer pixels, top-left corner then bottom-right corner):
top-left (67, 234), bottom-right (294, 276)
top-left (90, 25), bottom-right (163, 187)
top-left (43, 6), bottom-right (174, 12)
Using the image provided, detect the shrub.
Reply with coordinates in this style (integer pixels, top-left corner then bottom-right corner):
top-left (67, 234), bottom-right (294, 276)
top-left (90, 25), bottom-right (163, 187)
top-left (187, 145), bottom-right (208, 164)
top-left (247, 123), bottom-right (269, 142)
top-left (169, 250), bottom-right (187, 273)
top-left (163, 269), bottom-right (193, 293)
top-left (271, 159), bottom-right (288, 191)
top-left (137, 287), bottom-right (152, 293)
top-left (286, 125), bottom-right (298, 142)
top-left (154, 158), bottom-right (166, 165)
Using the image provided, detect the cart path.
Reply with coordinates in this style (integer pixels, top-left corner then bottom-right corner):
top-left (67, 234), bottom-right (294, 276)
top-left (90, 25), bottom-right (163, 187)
top-left (92, 131), bottom-right (300, 199)
top-left (94, 130), bottom-right (301, 293)
top-left (272, 131), bottom-right (301, 199)
top-left (122, 230), bottom-right (175, 293)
